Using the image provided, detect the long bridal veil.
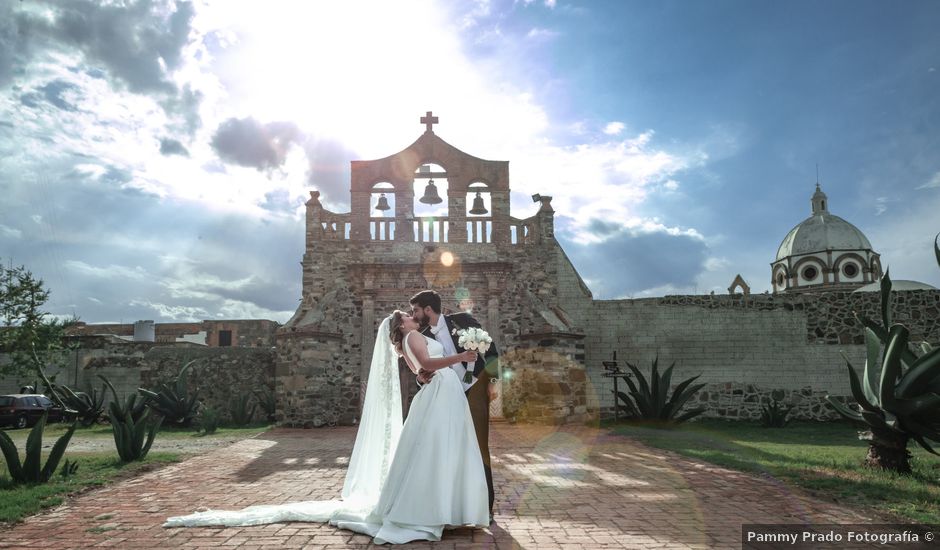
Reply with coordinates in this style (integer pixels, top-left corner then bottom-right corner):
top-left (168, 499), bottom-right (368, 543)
top-left (164, 316), bottom-right (403, 528)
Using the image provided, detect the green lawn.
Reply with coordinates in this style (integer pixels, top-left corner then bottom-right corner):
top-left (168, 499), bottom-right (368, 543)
top-left (0, 421), bottom-right (273, 525)
top-left (0, 452), bottom-right (181, 524)
top-left (609, 419), bottom-right (940, 524)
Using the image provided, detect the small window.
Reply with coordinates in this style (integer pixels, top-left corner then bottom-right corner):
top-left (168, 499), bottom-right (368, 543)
top-left (38, 396), bottom-right (53, 407)
top-left (0, 397), bottom-right (13, 407)
top-left (776, 273), bottom-right (785, 286)
top-left (219, 330), bottom-right (233, 347)
top-left (842, 263), bottom-right (859, 277)
top-left (802, 266), bottom-right (818, 281)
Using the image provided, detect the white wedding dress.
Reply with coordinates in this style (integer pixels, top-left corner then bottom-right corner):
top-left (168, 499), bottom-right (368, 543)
top-left (164, 319), bottom-right (489, 545)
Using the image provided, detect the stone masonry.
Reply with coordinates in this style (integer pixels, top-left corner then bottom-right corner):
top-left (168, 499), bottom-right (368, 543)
top-left (277, 113), bottom-right (940, 426)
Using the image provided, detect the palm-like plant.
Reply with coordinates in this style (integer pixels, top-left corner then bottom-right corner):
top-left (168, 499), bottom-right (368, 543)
top-left (138, 360), bottom-right (201, 427)
top-left (616, 355), bottom-right (706, 423)
top-left (825, 240), bottom-right (940, 473)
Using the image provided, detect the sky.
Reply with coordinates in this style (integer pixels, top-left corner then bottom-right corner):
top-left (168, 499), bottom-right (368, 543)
top-left (1, 0), bottom-right (939, 324)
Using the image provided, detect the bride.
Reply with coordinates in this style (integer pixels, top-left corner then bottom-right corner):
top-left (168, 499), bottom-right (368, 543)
top-left (164, 310), bottom-right (490, 544)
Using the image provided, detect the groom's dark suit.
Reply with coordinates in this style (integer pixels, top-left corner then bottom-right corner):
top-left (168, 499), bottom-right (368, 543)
top-left (421, 312), bottom-right (497, 514)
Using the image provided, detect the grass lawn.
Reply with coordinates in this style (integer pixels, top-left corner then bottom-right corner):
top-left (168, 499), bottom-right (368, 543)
top-left (609, 419), bottom-right (940, 524)
top-left (0, 421), bottom-right (273, 525)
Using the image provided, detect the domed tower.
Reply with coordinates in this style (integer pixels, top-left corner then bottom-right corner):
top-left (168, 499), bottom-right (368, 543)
top-left (771, 184), bottom-right (882, 294)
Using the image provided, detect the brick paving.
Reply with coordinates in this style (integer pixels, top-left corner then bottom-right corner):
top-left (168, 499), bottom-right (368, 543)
top-left (0, 424), bottom-right (884, 549)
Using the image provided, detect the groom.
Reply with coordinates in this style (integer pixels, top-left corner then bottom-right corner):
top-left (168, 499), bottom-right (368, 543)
top-left (410, 290), bottom-right (497, 521)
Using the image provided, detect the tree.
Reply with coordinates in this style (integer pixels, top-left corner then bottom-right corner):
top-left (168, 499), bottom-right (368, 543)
top-left (0, 259), bottom-right (74, 379)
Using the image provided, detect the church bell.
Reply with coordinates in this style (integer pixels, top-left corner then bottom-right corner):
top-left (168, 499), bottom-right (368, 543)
top-left (468, 191), bottom-right (488, 215)
top-left (419, 179), bottom-right (443, 204)
top-left (374, 193), bottom-right (391, 211)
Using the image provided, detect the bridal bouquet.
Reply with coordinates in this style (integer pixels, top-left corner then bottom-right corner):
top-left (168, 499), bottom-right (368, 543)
top-left (453, 327), bottom-right (493, 383)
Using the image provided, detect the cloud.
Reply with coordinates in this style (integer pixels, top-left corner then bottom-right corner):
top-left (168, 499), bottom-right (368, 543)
top-left (211, 117), bottom-right (302, 171)
top-left (33, 0), bottom-right (195, 95)
top-left (561, 225), bottom-right (709, 298)
top-left (916, 171), bottom-right (940, 189)
top-left (0, 224), bottom-right (22, 239)
top-left (159, 137), bottom-right (189, 157)
top-left (6, 1), bottom-right (203, 134)
top-left (603, 121), bottom-right (625, 135)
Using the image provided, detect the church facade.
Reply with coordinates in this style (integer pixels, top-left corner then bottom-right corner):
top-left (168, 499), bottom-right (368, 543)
top-left (276, 113), bottom-right (940, 426)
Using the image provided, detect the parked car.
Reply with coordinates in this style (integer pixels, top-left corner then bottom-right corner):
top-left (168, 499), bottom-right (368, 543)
top-left (0, 394), bottom-right (76, 429)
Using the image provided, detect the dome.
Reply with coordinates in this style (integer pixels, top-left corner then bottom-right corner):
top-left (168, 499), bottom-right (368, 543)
top-left (853, 280), bottom-right (937, 292)
top-left (775, 184), bottom-right (874, 261)
top-left (771, 183), bottom-right (882, 295)
top-left (775, 213), bottom-right (874, 260)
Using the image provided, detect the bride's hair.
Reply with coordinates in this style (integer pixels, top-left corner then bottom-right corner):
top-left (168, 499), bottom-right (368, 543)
top-left (388, 310), bottom-right (407, 356)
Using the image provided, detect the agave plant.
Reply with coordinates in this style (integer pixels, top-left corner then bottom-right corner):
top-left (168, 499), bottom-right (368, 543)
top-left (760, 390), bottom-right (792, 428)
top-left (59, 458), bottom-right (79, 479)
top-left (229, 392), bottom-right (257, 426)
top-left (99, 374), bottom-right (147, 423)
top-left (826, 265), bottom-right (940, 473)
top-left (0, 410), bottom-right (77, 483)
top-left (110, 407), bottom-right (163, 462)
top-left (254, 386), bottom-right (277, 422)
top-left (138, 360), bottom-right (201, 427)
top-left (616, 356), bottom-right (706, 423)
top-left (52, 382), bottom-right (106, 427)
top-left (198, 405), bottom-right (220, 435)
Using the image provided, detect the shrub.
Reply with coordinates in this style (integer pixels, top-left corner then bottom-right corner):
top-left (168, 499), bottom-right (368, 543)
top-left (760, 390), bottom-right (793, 428)
top-left (198, 405), bottom-right (220, 434)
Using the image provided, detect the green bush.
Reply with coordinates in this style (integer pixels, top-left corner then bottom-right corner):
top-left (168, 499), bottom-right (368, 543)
top-left (760, 390), bottom-right (792, 428)
top-left (198, 405), bottom-right (220, 434)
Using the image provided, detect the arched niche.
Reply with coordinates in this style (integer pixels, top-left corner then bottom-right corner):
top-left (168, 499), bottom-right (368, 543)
top-left (466, 181), bottom-right (492, 243)
top-left (370, 182), bottom-right (395, 241)
top-left (413, 163), bottom-right (449, 242)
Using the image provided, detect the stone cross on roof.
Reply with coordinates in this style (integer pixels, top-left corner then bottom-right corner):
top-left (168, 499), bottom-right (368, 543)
top-left (420, 111), bottom-right (439, 133)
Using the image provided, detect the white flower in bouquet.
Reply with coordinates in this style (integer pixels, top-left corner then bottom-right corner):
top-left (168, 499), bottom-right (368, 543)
top-left (454, 327), bottom-right (492, 383)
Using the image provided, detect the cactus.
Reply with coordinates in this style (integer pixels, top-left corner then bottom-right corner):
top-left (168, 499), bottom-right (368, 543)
top-left (228, 393), bottom-right (257, 426)
top-left (615, 355), bottom-right (706, 423)
top-left (110, 407), bottom-right (163, 462)
top-left (138, 360), bottom-right (201, 427)
top-left (0, 410), bottom-right (77, 483)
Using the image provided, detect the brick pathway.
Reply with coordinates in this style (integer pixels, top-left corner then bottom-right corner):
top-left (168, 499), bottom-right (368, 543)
top-left (0, 424), bottom-right (884, 549)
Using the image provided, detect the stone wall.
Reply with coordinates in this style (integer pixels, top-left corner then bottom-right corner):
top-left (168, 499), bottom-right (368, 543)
top-left (585, 291), bottom-right (940, 421)
top-left (139, 347), bottom-right (275, 419)
top-left (1, 339), bottom-right (274, 422)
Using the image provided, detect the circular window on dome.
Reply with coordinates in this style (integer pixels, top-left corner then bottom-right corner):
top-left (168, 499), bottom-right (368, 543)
top-left (842, 263), bottom-right (859, 277)
top-left (802, 266), bottom-right (819, 281)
